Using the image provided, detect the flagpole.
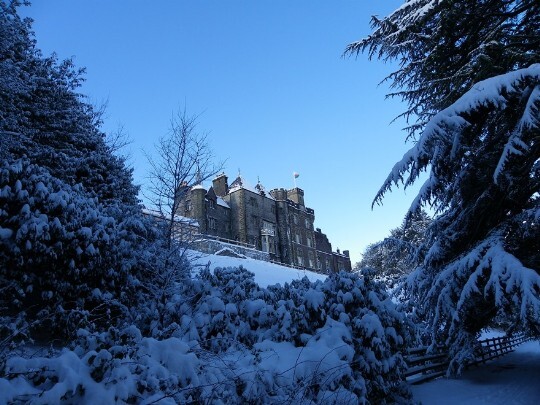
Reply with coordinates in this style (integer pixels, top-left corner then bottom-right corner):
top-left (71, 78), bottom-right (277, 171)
top-left (293, 172), bottom-right (297, 188)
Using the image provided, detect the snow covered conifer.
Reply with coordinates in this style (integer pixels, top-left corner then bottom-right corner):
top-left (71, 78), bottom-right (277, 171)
top-left (0, 159), bottom-right (146, 340)
top-left (347, 0), bottom-right (540, 373)
top-left (0, 1), bottom-right (139, 208)
top-left (0, 2), bottom-right (151, 343)
top-left (358, 210), bottom-right (430, 287)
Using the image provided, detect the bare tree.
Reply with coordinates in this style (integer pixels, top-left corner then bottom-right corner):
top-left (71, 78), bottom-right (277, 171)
top-left (106, 124), bottom-right (132, 156)
top-left (145, 107), bottom-right (222, 248)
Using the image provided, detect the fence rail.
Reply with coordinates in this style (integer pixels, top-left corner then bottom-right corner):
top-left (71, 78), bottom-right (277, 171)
top-left (471, 333), bottom-right (530, 366)
top-left (404, 333), bottom-right (530, 385)
top-left (404, 346), bottom-right (449, 385)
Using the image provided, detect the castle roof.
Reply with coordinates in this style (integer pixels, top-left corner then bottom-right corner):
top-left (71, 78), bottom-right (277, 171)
top-left (217, 197), bottom-right (230, 208)
top-left (229, 175), bottom-right (275, 199)
top-left (228, 175), bottom-right (256, 193)
top-left (142, 208), bottom-right (200, 227)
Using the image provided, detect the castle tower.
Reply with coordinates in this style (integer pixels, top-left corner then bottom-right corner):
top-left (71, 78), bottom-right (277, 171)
top-left (270, 188), bottom-right (287, 201)
top-left (287, 187), bottom-right (305, 207)
top-left (190, 184), bottom-right (207, 231)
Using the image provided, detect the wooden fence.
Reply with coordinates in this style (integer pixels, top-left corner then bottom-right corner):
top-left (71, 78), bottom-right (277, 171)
top-left (404, 333), bottom-right (531, 385)
top-left (472, 333), bottom-right (530, 366)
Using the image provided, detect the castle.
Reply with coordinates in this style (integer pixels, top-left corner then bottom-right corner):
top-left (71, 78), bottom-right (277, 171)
top-left (178, 173), bottom-right (352, 274)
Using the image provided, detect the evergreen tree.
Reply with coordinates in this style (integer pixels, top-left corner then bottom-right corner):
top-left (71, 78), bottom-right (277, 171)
top-left (347, 0), bottom-right (540, 373)
top-left (358, 210), bottom-right (430, 286)
top-left (0, 1), bottom-right (139, 208)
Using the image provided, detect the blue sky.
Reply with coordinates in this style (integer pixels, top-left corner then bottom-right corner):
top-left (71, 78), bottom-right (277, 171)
top-left (24, 0), bottom-right (422, 264)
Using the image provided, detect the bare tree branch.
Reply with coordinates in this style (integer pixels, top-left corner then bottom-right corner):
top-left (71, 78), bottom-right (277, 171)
top-left (144, 106), bottom-right (223, 247)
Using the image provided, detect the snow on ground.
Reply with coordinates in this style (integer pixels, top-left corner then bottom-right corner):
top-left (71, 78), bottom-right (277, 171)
top-left (188, 250), bottom-right (327, 287)
top-left (411, 339), bottom-right (540, 404)
top-left (479, 328), bottom-right (507, 340)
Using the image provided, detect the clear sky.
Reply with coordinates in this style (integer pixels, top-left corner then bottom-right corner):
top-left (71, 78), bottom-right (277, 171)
top-left (23, 0), bottom-right (422, 265)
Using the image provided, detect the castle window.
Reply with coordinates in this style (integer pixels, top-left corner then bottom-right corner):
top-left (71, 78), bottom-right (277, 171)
top-left (185, 200), bottom-right (192, 212)
top-left (305, 218), bottom-right (311, 229)
top-left (250, 197), bottom-right (258, 207)
top-left (308, 252), bottom-right (315, 268)
top-left (209, 199), bottom-right (215, 209)
top-left (295, 232), bottom-right (301, 244)
top-left (209, 217), bottom-right (217, 230)
top-left (307, 237), bottom-right (313, 248)
top-left (297, 255), bottom-right (304, 266)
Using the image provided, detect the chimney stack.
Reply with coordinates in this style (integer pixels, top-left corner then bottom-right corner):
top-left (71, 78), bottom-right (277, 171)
top-left (212, 173), bottom-right (228, 197)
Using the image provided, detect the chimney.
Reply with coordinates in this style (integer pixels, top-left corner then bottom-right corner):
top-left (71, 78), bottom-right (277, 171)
top-left (212, 173), bottom-right (228, 197)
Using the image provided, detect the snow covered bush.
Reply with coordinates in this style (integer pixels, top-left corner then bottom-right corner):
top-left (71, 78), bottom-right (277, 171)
top-left (0, 158), bottom-right (145, 341)
top-left (132, 242), bottom-right (194, 337)
top-left (1, 2), bottom-right (152, 348)
top-left (0, 267), bottom-right (412, 403)
top-left (167, 267), bottom-right (411, 403)
top-left (0, 326), bottom-right (202, 404)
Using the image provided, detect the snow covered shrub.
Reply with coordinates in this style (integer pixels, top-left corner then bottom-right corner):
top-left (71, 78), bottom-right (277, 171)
top-left (178, 267), bottom-right (412, 403)
top-left (0, 266), bottom-right (412, 404)
top-left (172, 266), bottom-right (270, 351)
top-left (0, 159), bottom-right (143, 340)
top-left (133, 241), bottom-right (194, 337)
top-left (322, 272), bottom-right (412, 402)
top-left (0, 325), bottom-right (203, 404)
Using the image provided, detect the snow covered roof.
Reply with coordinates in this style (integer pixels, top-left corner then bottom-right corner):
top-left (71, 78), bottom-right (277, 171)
top-left (191, 184), bottom-right (206, 191)
top-left (217, 197), bottom-right (230, 208)
top-left (142, 208), bottom-right (199, 227)
top-left (228, 175), bottom-right (256, 193)
top-left (228, 175), bottom-right (275, 199)
top-left (172, 214), bottom-right (199, 226)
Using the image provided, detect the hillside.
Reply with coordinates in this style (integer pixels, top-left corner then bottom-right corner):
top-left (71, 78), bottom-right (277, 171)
top-left (188, 249), bottom-right (327, 288)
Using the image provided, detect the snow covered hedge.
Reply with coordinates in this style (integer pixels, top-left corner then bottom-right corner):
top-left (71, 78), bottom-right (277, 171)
top-left (0, 267), bottom-right (412, 404)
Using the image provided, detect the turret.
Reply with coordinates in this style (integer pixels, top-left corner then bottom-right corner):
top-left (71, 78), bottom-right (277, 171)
top-left (270, 188), bottom-right (288, 201)
top-left (190, 184), bottom-right (207, 229)
top-left (287, 187), bottom-right (305, 207)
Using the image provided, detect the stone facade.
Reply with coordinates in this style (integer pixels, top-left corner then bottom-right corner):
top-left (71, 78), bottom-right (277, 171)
top-left (179, 173), bottom-right (352, 273)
